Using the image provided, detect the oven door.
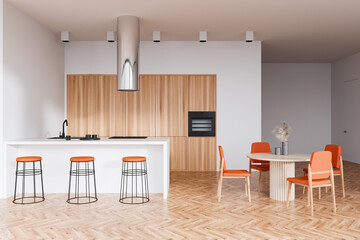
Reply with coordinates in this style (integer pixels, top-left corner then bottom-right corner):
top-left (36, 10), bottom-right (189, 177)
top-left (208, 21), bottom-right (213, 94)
top-left (188, 112), bottom-right (216, 137)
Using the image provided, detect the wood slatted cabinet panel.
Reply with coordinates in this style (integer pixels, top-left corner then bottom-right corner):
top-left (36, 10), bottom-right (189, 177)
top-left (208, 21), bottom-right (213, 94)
top-left (67, 75), bottom-right (94, 137)
top-left (156, 75), bottom-right (189, 136)
top-left (189, 75), bottom-right (216, 111)
top-left (67, 75), bottom-right (126, 137)
top-left (126, 75), bottom-right (157, 136)
top-left (188, 137), bottom-right (217, 171)
top-left (170, 137), bottom-right (189, 170)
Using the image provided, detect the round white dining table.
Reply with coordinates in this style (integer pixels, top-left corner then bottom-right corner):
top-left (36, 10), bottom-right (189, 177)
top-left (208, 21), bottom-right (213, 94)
top-left (246, 153), bottom-right (311, 201)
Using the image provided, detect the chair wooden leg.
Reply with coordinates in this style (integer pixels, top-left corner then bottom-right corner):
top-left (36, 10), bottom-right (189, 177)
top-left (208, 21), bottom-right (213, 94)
top-left (302, 172), bottom-right (306, 195)
top-left (244, 177), bottom-right (248, 197)
top-left (310, 186), bottom-right (314, 216)
top-left (319, 187), bottom-right (321, 200)
top-left (286, 182), bottom-right (292, 209)
top-left (217, 173), bottom-right (220, 197)
top-left (325, 186), bottom-right (328, 193)
top-left (258, 171), bottom-right (262, 194)
top-left (248, 177), bottom-right (251, 202)
top-left (217, 176), bottom-right (222, 202)
top-left (307, 187), bottom-right (310, 206)
top-left (341, 172), bottom-right (345, 198)
top-left (217, 176), bottom-right (223, 202)
top-left (247, 177), bottom-right (251, 202)
top-left (331, 180), bottom-right (337, 213)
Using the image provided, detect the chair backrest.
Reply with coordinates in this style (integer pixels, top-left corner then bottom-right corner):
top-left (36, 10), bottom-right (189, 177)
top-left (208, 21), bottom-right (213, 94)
top-left (324, 144), bottom-right (341, 169)
top-left (251, 142), bottom-right (271, 163)
top-left (218, 146), bottom-right (227, 170)
top-left (309, 151), bottom-right (332, 180)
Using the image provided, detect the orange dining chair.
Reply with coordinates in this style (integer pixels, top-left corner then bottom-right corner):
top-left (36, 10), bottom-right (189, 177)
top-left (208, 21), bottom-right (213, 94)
top-left (249, 142), bottom-right (271, 193)
top-left (287, 151), bottom-right (336, 216)
top-left (217, 146), bottom-right (251, 202)
top-left (303, 144), bottom-right (345, 198)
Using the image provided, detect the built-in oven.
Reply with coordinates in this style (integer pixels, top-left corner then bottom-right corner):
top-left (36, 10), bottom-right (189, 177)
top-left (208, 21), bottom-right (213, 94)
top-left (188, 111), bottom-right (216, 137)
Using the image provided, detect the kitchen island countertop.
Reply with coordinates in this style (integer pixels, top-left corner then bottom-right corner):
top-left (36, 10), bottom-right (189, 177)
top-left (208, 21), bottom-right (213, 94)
top-left (2, 137), bottom-right (169, 199)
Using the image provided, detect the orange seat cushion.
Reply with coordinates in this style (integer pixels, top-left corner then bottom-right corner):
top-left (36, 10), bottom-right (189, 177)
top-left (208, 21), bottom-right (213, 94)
top-left (70, 156), bottom-right (95, 162)
top-left (303, 168), bottom-right (341, 175)
top-left (16, 156), bottom-right (42, 162)
top-left (123, 156), bottom-right (146, 162)
top-left (251, 164), bottom-right (270, 171)
top-left (287, 176), bottom-right (331, 186)
top-left (223, 170), bottom-right (250, 177)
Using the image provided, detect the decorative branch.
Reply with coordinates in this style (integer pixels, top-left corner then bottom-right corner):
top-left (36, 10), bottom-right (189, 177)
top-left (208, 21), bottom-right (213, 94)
top-left (273, 121), bottom-right (291, 142)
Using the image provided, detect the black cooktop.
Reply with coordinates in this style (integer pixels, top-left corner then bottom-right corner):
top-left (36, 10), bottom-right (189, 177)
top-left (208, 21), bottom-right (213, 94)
top-left (108, 136), bottom-right (148, 139)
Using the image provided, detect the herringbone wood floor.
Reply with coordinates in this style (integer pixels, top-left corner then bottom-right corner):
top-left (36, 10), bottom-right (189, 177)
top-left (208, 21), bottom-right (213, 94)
top-left (1, 161), bottom-right (359, 239)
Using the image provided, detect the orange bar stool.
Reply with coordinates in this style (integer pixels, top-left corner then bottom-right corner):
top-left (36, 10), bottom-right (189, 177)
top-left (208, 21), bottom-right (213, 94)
top-left (67, 156), bottom-right (98, 204)
top-left (119, 156), bottom-right (149, 204)
top-left (13, 156), bottom-right (45, 204)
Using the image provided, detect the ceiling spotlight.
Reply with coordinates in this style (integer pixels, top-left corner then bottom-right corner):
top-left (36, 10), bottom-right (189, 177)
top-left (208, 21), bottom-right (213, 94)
top-left (199, 31), bottom-right (207, 42)
top-left (246, 31), bottom-right (254, 42)
top-left (61, 31), bottom-right (69, 42)
top-left (153, 31), bottom-right (160, 42)
top-left (107, 31), bottom-right (115, 42)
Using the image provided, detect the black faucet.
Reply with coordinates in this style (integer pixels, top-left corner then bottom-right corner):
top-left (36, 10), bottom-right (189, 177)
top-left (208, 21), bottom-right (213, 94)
top-left (61, 119), bottom-right (68, 138)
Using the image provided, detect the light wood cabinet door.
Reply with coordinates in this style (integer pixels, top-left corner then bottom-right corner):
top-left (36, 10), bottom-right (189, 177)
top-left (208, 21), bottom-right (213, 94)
top-left (188, 137), bottom-right (217, 171)
top-left (126, 75), bottom-right (157, 136)
top-left (67, 75), bottom-right (95, 137)
top-left (170, 137), bottom-right (189, 170)
top-left (156, 75), bottom-right (189, 136)
top-left (67, 75), bottom-right (126, 137)
top-left (189, 75), bottom-right (216, 111)
top-left (97, 75), bottom-right (126, 136)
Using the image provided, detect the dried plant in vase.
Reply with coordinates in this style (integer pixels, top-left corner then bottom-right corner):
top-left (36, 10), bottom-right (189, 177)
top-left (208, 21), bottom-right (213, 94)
top-left (273, 122), bottom-right (292, 155)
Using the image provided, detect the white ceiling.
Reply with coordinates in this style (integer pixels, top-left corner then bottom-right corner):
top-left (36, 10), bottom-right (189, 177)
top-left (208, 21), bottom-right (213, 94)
top-left (6, 0), bottom-right (360, 62)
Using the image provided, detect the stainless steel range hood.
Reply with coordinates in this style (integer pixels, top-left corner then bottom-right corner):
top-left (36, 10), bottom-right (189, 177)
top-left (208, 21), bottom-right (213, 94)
top-left (117, 16), bottom-right (140, 91)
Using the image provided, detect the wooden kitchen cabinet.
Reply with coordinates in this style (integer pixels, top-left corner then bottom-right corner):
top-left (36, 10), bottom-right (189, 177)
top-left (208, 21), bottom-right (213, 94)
top-left (188, 137), bottom-right (217, 171)
top-left (126, 75), bottom-right (157, 136)
top-left (189, 75), bottom-right (216, 111)
top-left (67, 75), bottom-right (126, 137)
top-left (156, 75), bottom-right (189, 136)
top-left (170, 137), bottom-right (189, 170)
top-left (67, 74), bottom-right (217, 171)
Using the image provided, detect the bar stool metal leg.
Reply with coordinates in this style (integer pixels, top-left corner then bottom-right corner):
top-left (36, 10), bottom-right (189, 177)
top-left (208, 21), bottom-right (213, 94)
top-left (40, 161), bottom-right (45, 200)
top-left (13, 162), bottom-right (19, 203)
top-left (93, 161), bottom-right (97, 200)
top-left (119, 157), bottom-right (149, 204)
top-left (13, 157), bottom-right (45, 204)
top-left (67, 157), bottom-right (97, 204)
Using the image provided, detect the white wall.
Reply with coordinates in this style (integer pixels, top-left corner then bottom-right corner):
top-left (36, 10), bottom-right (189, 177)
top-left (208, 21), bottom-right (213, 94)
top-left (0, 0), bottom-right (5, 198)
top-left (262, 63), bottom-right (331, 153)
top-left (65, 41), bottom-right (262, 169)
top-left (331, 52), bottom-right (360, 163)
top-left (3, 2), bottom-right (65, 141)
top-left (65, 41), bottom-right (116, 74)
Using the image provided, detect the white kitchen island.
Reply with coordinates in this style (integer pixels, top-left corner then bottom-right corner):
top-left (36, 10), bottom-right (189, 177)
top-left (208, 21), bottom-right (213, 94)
top-left (3, 137), bottom-right (169, 199)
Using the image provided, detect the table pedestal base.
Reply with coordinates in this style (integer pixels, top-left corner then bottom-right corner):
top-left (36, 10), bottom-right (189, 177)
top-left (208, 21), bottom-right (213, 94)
top-left (270, 162), bottom-right (295, 201)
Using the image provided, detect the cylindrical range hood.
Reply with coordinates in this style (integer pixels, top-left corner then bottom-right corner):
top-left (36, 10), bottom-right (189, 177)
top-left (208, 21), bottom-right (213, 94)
top-left (117, 16), bottom-right (140, 91)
